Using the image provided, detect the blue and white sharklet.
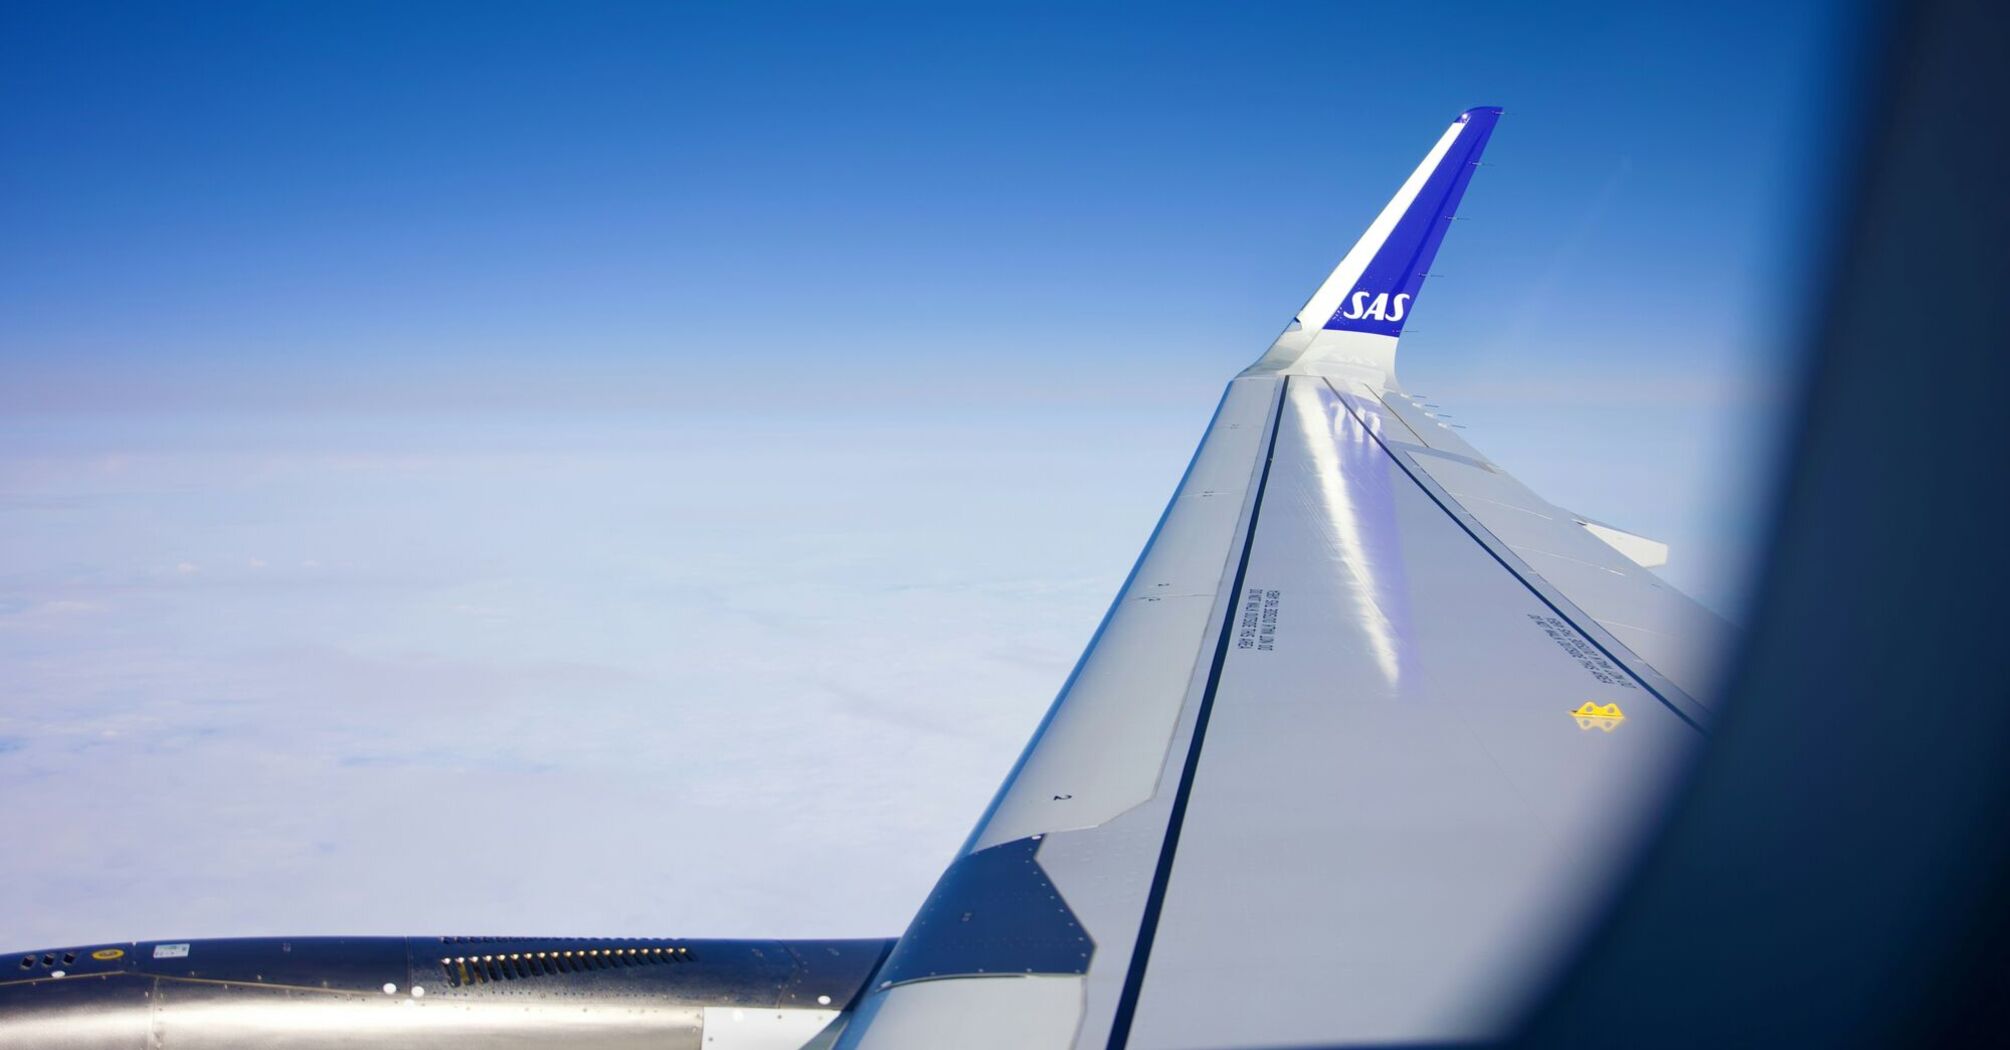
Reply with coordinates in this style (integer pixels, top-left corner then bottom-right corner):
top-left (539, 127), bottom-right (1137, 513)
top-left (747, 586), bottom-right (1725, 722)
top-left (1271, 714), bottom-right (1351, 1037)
top-left (1255, 105), bottom-right (1499, 386)
top-left (840, 109), bottom-right (1727, 1050)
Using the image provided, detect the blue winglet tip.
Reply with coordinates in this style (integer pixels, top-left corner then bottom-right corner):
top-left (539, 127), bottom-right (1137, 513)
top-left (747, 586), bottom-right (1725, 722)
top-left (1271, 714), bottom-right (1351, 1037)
top-left (1317, 107), bottom-right (1505, 338)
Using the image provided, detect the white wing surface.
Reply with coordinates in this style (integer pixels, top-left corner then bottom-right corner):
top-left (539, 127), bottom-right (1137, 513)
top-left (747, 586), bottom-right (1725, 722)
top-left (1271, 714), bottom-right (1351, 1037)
top-left (839, 108), bottom-right (1725, 1050)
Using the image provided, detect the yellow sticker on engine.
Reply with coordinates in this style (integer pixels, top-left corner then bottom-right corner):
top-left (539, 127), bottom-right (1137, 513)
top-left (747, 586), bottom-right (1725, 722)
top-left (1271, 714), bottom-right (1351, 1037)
top-left (91, 948), bottom-right (125, 961)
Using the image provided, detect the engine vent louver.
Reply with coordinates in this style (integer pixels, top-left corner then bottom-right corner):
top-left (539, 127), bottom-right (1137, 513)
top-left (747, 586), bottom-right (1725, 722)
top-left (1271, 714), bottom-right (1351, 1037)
top-left (436, 944), bottom-right (694, 988)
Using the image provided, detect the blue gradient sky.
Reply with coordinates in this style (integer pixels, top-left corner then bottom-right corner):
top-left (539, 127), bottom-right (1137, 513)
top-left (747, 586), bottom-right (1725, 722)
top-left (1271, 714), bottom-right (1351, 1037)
top-left (2, 2), bottom-right (1862, 945)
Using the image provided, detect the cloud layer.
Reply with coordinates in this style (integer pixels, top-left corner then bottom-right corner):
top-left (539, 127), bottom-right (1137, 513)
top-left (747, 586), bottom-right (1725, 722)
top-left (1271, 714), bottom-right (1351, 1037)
top-left (0, 408), bottom-right (1195, 946)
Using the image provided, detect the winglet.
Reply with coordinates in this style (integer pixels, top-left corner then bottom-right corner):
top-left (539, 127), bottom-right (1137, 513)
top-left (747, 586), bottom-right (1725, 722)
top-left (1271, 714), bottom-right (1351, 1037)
top-left (1299, 107), bottom-right (1502, 336)
top-left (1251, 107), bottom-right (1501, 380)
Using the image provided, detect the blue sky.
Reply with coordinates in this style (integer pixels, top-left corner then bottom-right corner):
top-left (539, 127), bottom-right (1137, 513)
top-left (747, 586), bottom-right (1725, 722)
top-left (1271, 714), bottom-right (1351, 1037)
top-left (1, 2), bottom-right (1862, 945)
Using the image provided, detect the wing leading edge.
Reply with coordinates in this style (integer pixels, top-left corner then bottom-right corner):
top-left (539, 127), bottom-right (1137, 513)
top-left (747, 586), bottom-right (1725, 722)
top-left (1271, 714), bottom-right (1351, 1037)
top-left (839, 109), bottom-right (1723, 1050)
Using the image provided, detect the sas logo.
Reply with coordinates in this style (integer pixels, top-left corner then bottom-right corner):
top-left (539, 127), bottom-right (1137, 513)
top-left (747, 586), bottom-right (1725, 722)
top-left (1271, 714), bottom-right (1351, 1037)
top-left (1340, 291), bottom-right (1411, 323)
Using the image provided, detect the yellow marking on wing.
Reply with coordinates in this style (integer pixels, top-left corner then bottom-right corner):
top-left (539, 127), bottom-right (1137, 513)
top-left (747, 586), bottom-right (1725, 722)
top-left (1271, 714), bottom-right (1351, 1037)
top-left (1570, 701), bottom-right (1626, 732)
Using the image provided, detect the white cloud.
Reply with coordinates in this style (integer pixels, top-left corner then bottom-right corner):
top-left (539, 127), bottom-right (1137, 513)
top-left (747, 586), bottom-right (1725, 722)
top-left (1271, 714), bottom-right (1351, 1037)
top-left (0, 408), bottom-right (1188, 946)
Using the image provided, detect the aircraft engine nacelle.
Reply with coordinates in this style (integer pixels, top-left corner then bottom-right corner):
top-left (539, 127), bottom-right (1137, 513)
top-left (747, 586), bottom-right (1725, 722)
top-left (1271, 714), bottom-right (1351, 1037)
top-left (0, 935), bottom-right (890, 1050)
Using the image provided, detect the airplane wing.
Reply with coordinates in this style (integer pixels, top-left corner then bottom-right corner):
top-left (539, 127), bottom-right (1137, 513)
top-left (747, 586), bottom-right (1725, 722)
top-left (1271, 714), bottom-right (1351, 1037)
top-left (838, 108), bottom-right (1728, 1050)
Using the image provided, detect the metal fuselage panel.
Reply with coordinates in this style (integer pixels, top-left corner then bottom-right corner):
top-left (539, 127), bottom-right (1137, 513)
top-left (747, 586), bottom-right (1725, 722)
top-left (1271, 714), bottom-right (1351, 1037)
top-left (0, 936), bottom-right (892, 1050)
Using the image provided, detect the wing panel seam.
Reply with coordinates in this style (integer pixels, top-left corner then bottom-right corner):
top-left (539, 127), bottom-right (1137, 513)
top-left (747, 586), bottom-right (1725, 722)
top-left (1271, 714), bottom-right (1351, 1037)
top-left (1331, 378), bottom-right (1707, 731)
top-left (1102, 377), bottom-right (1290, 1050)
